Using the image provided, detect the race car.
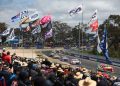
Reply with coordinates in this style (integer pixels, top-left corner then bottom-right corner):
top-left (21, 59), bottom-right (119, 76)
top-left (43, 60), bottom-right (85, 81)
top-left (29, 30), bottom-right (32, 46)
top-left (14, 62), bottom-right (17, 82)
top-left (97, 63), bottom-right (114, 72)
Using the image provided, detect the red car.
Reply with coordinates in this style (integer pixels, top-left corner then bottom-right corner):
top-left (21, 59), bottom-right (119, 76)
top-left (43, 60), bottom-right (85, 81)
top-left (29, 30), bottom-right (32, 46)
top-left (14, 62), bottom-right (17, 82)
top-left (98, 63), bottom-right (114, 72)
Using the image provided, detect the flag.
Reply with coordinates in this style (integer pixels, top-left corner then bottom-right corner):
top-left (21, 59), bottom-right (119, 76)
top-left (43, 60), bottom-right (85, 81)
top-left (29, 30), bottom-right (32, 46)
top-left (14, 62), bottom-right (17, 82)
top-left (23, 25), bottom-right (31, 32)
top-left (20, 10), bottom-right (29, 20)
top-left (45, 29), bottom-right (53, 39)
top-left (89, 10), bottom-right (98, 32)
top-left (31, 25), bottom-right (41, 35)
top-left (31, 19), bottom-right (41, 27)
top-left (11, 10), bottom-right (28, 23)
top-left (28, 11), bottom-right (40, 22)
top-left (89, 10), bottom-right (98, 22)
top-left (11, 13), bottom-right (20, 22)
top-left (40, 15), bottom-right (51, 25)
top-left (2, 28), bottom-right (11, 36)
top-left (20, 11), bottom-right (40, 24)
top-left (6, 29), bottom-right (15, 41)
top-left (99, 28), bottom-right (112, 64)
top-left (47, 21), bottom-right (52, 29)
top-left (11, 9), bottom-right (37, 23)
top-left (90, 20), bottom-right (98, 32)
top-left (97, 34), bottom-right (102, 53)
top-left (19, 17), bottom-right (29, 25)
top-left (69, 5), bottom-right (82, 16)
top-left (26, 26), bottom-right (31, 31)
top-left (42, 21), bottom-right (52, 30)
top-left (20, 23), bottom-right (29, 28)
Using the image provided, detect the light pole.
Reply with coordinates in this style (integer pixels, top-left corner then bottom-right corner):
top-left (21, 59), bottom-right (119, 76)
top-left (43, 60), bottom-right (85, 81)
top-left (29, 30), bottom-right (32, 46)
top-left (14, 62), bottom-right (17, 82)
top-left (78, 23), bottom-right (81, 48)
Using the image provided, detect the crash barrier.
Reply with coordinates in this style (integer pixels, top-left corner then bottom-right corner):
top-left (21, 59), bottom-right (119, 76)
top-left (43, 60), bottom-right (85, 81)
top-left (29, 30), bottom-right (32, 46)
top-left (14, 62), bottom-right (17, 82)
top-left (66, 51), bottom-right (120, 67)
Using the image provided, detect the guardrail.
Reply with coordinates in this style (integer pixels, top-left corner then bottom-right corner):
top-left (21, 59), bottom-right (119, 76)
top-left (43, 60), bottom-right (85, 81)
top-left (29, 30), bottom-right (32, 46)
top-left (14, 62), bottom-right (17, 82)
top-left (65, 50), bottom-right (120, 67)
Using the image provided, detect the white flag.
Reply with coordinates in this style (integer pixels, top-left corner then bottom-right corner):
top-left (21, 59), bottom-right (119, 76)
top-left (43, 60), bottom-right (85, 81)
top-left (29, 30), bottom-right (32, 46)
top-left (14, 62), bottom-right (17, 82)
top-left (88, 9), bottom-right (98, 24)
top-left (69, 5), bottom-right (83, 16)
top-left (97, 35), bottom-right (102, 53)
top-left (7, 29), bottom-right (15, 41)
top-left (86, 10), bottom-right (98, 35)
top-left (28, 11), bottom-right (40, 22)
top-left (2, 28), bottom-right (11, 36)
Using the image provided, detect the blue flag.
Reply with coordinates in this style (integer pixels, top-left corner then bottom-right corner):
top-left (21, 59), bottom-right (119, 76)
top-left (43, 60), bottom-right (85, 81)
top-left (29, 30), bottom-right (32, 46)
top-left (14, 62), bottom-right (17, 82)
top-left (11, 13), bottom-right (20, 22)
top-left (100, 28), bottom-right (112, 64)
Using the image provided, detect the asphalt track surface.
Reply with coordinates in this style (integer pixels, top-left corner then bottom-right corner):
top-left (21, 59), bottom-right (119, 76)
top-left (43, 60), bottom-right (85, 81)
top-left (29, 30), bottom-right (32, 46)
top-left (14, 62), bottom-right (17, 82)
top-left (58, 54), bottom-right (120, 76)
top-left (42, 50), bottom-right (120, 76)
top-left (79, 58), bottom-right (120, 76)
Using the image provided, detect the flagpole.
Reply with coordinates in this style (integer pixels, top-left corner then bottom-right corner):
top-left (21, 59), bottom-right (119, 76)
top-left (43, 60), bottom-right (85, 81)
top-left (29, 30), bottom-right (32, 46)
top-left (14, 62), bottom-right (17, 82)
top-left (96, 9), bottom-right (99, 70)
top-left (20, 24), bottom-right (24, 57)
top-left (81, 0), bottom-right (84, 63)
top-left (13, 28), bottom-right (16, 55)
top-left (32, 34), bottom-right (33, 59)
top-left (78, 25), bottom-right (80, 48)
top-left (96, 31), bottom-right (99, 71)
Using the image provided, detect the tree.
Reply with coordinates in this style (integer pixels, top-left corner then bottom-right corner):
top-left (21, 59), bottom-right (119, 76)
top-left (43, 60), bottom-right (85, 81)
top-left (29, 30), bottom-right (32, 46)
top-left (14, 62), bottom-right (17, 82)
top-left (52, 21), bottom-right (72, 46)
top-left (0, 22), bottom-right (8, 32)
top-left (99, 15), bottom-right (120, 58)
top-left (0, 22), bottom-right (8, 44)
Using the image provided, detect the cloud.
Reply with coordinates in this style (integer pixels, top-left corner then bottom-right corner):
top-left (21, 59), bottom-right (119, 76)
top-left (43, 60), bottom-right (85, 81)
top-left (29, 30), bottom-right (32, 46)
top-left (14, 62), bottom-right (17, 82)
top-left (0, 0), bottom-right (120, 28)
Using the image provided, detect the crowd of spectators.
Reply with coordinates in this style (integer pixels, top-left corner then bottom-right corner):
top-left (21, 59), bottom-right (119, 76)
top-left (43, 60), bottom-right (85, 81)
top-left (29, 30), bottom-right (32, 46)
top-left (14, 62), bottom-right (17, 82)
top-left (0, 48), bottom-right (120, 86)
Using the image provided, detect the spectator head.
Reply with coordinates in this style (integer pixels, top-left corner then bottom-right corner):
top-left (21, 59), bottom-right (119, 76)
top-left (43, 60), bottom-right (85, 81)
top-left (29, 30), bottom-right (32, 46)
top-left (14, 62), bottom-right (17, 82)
top-left (7, 51), bottom-right (10, 55)
top-left (57, 67), bottom-right (64, 73)
top-left (33, 76), bottom-right (46, 86)
top-left (12, 53), bottom-right (16, 56)
top-left (50, 63), bottom-right (56, 69)
top-left (78, 77), bottom-right (97, 86)
top-left (19, 71), bottom-right (29, 81)
top-left (45, 58), bottom-right (48, 61)
top-left (21, 62), bottom-right (28, 67)
top-left (74, 72), bottom-right (83, 79)
top-left (3, 48), bottom-right (6, 51)
top-left (0, 62), bottom-right (3, 70)
top-left (3, 48), bottom-right (5, 50)
top-left (116, 76), bottom-right (120, 82)
top-left (3, 64), bottom-right (9, 71)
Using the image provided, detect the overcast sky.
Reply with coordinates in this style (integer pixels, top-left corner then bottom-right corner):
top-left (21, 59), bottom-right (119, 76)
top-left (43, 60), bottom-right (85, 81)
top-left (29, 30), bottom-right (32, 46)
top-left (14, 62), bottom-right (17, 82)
top-left (0, 0), bottom-right (120, 28)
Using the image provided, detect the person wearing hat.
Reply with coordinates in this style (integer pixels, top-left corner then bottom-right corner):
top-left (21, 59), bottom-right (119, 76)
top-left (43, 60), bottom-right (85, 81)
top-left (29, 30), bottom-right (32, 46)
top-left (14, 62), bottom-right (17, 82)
top-left (21, 62), bottom-right (28, 67)
top-left (113, 77), bottom-right (120, 86)
top-left (18, 70), bottom-right (31, 86)
top-left (57, 67), bottom-right (64, 73)
top-left (74, 72), bottom-right (83, 80)
top-left (1, 48), bottom-right (7, 61)
top-left (78, 77), bottom-right (97, 86)
top-left (50, 63), bottom-right (56, 69)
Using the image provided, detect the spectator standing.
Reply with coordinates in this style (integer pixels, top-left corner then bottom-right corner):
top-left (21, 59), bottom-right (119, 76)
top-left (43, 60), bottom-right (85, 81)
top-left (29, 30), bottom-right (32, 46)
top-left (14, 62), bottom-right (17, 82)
top-left (1, 48), bottom-right (7, 61)
top-left (3, 51), bottom-right (11, 64)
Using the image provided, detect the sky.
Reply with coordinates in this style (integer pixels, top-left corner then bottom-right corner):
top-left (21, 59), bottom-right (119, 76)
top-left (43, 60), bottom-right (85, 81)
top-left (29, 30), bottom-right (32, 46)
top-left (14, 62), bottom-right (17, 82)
top-left (0, 0), bottom-right (120, 28)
